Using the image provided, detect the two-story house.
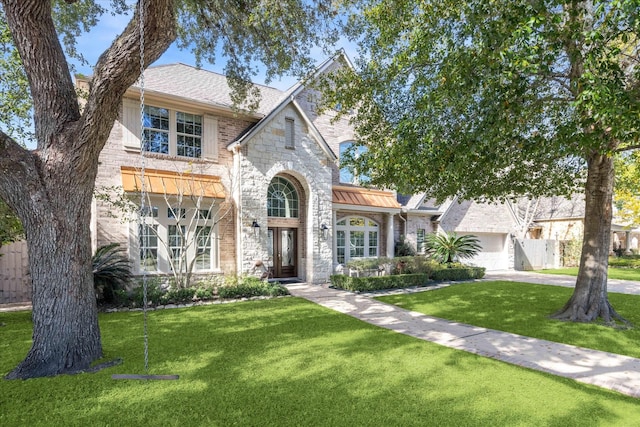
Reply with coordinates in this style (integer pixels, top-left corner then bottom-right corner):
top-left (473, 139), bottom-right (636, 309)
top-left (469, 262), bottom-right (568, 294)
top-left (89, 51), bottom-right (519, 285)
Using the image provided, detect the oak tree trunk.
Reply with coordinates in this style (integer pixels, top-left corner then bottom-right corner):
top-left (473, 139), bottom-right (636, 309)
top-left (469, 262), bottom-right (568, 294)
top-left (1, 0), bottom-right (177, 379)
top-left (552, 152), bottom-right (623, 323)
top-left (4, 159), bottom-right (101, 379)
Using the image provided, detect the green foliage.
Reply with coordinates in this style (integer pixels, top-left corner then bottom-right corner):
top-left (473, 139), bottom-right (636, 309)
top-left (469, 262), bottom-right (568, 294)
top-left (609, 255), bottom-right (640, 269)
top-left (218, 276), bottom-right (289, 299)
top-left (330, 262), bottom-right (485, 292)
top-left (394, 235), bottom-right (415, 256)
top-left (325, 1), bottom-right (640, 200)
top-left (430, 267), bottom-right (486, 282)
top-left (426, 233), bottom-right (482, 264)
top-left (391, 256), bottom-right (438, 274)
top-left (0, 199), bottom-right (22, 246)
top-left (330, 273), bottom-right (432, 292)
top-left (560, 239), bottom-right (582, 267)
top-left (614, 151), bottom-right (640, 227)
top-left (92, 243), bottom-right (133, 304)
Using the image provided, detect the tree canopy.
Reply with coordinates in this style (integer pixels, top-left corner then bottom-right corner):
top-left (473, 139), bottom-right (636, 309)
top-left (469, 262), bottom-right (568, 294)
top-left (328, 0), bottom-right (639, 201)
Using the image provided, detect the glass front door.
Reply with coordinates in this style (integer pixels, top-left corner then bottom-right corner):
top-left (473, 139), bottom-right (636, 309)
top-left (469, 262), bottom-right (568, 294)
top-left (267, 227), bottom-right (297, 278)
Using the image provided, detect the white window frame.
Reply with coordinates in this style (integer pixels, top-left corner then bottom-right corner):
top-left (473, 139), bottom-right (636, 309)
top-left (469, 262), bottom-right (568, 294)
top-left (335, 216), bottom-right (379, 264)
top-left (134, 198), bottom-right (220, 274)
top-left (122, 98), bottom-right (218, 161)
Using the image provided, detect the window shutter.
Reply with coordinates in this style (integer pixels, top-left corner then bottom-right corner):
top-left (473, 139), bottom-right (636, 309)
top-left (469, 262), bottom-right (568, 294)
top-left (202, 114), bottom-right (218, 161)
top-left (121, 98), bottom-right (141, 150)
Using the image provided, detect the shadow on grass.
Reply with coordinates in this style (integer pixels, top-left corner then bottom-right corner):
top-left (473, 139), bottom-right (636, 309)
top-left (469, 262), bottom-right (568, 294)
top-left (377, 281), bottom-right (640, 359)
top-left (2, 297), bottom-right (640, 426)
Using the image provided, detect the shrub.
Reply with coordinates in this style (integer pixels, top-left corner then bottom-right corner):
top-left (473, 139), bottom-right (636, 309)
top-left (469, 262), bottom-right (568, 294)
top-left (161, 287), bottom-right (197, 305)
top-left (395, 235), bottom-right (416, 256)
top-left (218, 276), bottom-right (289, 299)
top-left (430, 267), bottom-right (485, 281)
top-left (129, 277), bottom-right (165, 307)
top-left (426, 233), bottom-right (482, 264)
top-left (330, 273), bottom-right (432, 292)
top-left (392, 256), bottom-right (438, 274)
top-left (93, 243), bottom-right (134, 304)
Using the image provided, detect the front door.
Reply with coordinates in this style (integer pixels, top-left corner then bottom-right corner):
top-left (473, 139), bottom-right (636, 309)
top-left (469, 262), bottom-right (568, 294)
top-left (268, 227), bottom-right (297, 278)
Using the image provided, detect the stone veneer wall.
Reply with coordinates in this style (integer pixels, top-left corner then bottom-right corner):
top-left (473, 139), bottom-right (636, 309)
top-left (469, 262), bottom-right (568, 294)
top-left (237, 104), bottom-right (333, 284)
top-left (94, 98), bottom-right (256, 276)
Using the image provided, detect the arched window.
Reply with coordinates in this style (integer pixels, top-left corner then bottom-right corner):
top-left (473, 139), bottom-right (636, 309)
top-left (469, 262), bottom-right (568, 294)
top-left (267, 177), bottom-right (299, 218)
top-left (335, 216), bottom-right (379, 264)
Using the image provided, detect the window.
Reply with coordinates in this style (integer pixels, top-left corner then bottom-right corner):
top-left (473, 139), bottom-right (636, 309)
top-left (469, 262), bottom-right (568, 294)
top-left (143, 106), bottom-right (169, 154)
top-left (285, 117), bottom-right (295, 149)
top-left (195, 226), bottom-right (212, 271)
top-left (335, 216), bottom-right (379, 264)
top-left (417, 229), bottom-right (426, 254)
top-left (135, 197), bottom-right (219, 273)
top-left (339, 141), bottom-right (369, 185)
top-left (176, 112), bottom-right (202, 157)
top-left (142, 105), bottom-right (202, 158)
top-left (139, 224), bottom-right (158, 271)
top-left (267, 177), bottom-right (299, 218)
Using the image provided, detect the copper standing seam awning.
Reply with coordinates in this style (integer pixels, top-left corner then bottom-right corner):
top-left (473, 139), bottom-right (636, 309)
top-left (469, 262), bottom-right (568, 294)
top-left (332, 185), bottom-right (401, 209)
top-left (120, 166), bottom-right (226, 198)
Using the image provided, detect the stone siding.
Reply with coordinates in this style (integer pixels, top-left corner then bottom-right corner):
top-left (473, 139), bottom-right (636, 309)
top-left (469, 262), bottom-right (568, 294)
top-left (237, 104), bottom-right (333, 284)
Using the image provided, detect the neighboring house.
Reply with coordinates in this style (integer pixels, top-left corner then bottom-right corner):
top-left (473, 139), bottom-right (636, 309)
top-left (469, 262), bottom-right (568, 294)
top-left (529, 195), bottom-right (640, 253)
top-left (397, 195), bottom-right (518, 270)
top-left (86, 51), bottom-right (521, 286)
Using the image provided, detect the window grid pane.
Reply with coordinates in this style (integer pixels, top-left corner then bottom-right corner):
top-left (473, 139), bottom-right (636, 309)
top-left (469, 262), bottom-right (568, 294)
top-left (195, 226), bottom-right (212, 271)
top-left (139, 224), bottom-right (158, 271)
top-left (142, 106), bottom-right (169, 154)
top-left (176, 112), bottom-right (202, 158)
top-left (267, 177), bottom-right (299, 218)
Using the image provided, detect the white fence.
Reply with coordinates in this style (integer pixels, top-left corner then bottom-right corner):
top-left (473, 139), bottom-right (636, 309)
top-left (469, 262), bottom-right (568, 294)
top-left (514, 239), bottom-right (559, 271)
top-left (0, 240), bottom-right (31, 303)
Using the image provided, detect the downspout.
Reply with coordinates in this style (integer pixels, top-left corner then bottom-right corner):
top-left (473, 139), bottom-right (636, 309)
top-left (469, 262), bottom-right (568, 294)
top-left (233, 145), bottom-right (243, 274)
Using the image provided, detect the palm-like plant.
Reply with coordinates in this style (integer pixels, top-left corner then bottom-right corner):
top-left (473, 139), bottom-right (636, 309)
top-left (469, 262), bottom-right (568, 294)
top-left (93, 243), bottom-right (134, 304)
top-left (426, 232), bottom-right (482, 264)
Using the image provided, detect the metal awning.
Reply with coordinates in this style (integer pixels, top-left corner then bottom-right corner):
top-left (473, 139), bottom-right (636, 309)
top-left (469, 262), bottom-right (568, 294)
top-left (121, 166), bottom-right (225, 198)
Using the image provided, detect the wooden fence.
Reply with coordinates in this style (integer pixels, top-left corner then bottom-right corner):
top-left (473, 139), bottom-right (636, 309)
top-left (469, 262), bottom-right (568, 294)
top-left (0, 240), bottom-right (31, 304)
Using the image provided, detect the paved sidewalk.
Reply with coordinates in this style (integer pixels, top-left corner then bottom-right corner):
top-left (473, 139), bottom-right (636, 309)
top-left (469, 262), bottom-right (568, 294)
top-left (286, 276), bottom-right (640, 399)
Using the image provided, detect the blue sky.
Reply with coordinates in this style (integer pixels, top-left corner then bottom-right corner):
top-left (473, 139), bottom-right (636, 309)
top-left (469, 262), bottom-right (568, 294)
top-left (70, 9), bottom-right (356, 91)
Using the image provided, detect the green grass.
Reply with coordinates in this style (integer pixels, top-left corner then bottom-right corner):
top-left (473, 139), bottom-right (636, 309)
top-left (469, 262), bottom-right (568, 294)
top-left (2, 300), bottom-right (640, 426)
top-left (539, 267), bottom-right (640, 281)
top-left (377, 281), bottom-right (640, 359)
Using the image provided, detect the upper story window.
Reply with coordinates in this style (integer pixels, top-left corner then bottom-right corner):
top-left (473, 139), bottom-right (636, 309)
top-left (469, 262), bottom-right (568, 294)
top-left (142, 105), bottom-right (202, 158)
top-left (285, 117), bottom-right (295, 149)
top-left (339, 141), bottom-right (369, 185)
top-left (122, 98), bottom-right (218, 160)
top-left (267, 176), bottom-right (299, 218)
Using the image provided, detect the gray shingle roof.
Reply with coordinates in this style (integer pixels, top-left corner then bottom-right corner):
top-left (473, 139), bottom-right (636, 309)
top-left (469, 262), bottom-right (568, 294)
top-left (532, 194), bottom-right (585, 220)
top-left (135, 63), bottom-right (286, 116)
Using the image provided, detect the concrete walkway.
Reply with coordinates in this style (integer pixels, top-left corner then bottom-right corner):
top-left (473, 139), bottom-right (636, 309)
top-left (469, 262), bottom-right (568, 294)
top-left (286, 271), bottom-right (640, 398)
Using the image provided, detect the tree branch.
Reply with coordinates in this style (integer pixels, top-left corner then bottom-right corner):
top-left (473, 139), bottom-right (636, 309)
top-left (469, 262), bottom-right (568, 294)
top-left (0, 130), bottom-right (39, 213)
top-left (78, 0), bottom-right (177, 163)
top-left (2, 0), bottom-right (80, 149)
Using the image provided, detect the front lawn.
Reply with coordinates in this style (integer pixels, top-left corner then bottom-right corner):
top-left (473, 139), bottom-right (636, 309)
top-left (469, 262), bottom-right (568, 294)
top-left (539, 267), bottom-right (640, 281)
top-left (2, 297), bottom-right (640, 426)
top-left (376, 281), bottom-right (640, 358)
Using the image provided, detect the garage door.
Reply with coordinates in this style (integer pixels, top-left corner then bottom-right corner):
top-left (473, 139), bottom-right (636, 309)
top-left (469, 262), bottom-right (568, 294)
top-left (464, 233), bottom-right (509, 270)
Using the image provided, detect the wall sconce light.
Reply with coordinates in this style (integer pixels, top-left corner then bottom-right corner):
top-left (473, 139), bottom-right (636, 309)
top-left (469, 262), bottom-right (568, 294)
top-left (320, 223), bottom-right (329, 240)
top-left (251, 220), bottom-right (260, 237)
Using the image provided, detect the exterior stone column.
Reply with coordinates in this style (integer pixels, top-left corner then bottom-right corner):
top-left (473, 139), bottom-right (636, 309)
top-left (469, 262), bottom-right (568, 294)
top-left (386, 213), bottom-right (395, 258)
top-left (626, 231), bottom-right (632, 254)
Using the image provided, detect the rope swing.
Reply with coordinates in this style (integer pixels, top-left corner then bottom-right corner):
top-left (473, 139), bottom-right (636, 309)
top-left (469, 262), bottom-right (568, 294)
top-left (112, 1), bottom-right (179, 381)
